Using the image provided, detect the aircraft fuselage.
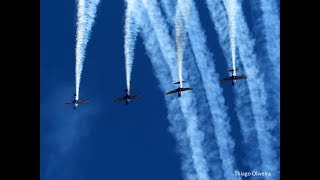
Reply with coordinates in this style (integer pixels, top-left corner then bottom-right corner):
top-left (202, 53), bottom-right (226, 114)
top-left (231, 76), bottom-right (236, 86)
top-left (124, 95), bottom-right (131, 105)
top-left (177, 88), bottom-right (182, 97)
top-left (71, 99), bottom-right (79, 109)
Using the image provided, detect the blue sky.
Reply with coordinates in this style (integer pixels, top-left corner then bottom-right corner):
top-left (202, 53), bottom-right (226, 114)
top-left (40, 0), bottom-right (279, 180)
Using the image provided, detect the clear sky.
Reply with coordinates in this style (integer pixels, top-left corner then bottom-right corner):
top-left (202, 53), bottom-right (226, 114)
top-left (40, 0), bottom-right (279, 180)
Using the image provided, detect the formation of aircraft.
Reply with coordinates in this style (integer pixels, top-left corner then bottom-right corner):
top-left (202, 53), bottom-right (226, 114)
top-left (166, 80), bottom-right (193, 97)
top-left (64, 94), bottom-right (90, 110)
top-left (64, 68), bottom-right (247, 109)
top-left (219, 68), bottom-right (247, 86)
top-left (114, 88), bottom-right (142, 105)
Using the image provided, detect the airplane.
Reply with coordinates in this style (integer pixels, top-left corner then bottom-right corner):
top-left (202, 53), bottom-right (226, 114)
top-left (64, 93), bottom-right (90, 110)
top-left (166, 80), bottom-right (193, 97)
top-left (114, 89), bottom-right (141, 105)
top-left (219, 68), bottom-right (247, 86)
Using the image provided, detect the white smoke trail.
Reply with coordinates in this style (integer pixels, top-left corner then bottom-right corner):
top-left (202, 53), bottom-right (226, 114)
top-left (138, 21), bottom-right (197, 179)
top-left (255, 0), bottom-right (280, 128)
top-left (235, 1), bottom-right (279, 178)
top-left (222, 0), bottom-right (237, 75)
top-left (139, 0), bottom-right (211, 179)
top-left (259, 0), bottom-right (280, 77)
top-left (157, 2), bottom-right (226, 179)
top-left (160, 0), bottom-right (176, 25)
top-left (141, 25), bottom-right (198, 180)
top-left (130, 5), bottom-right (193, 177)
top-left (175, 0), bottom-right (240, 179)
top-left (75, 0), bottom-right (100, 100)
top-left (174, 7), bottom-right (184, 88)
top-left (205, 0), bottom-right (261, 171)
top-left (129, 1), bottom-right (203, 179)
top-left (206, 0), bottom-right (279, 177)
top-left (234, 80), bottom-right (262, 169)
top-left (124, 0), bottom-right (139, 93)
top-left (175, 0), bottom-right (191, 88)
top-left (178, 0), bottom-right (191, 31)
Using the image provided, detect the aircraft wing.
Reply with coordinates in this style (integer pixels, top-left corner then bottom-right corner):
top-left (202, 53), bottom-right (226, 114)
top-left (219, 77), bottom-right (232, 82)
top-left (64, 102), bottom-right (72, 106)
top-left (114, 97), bottom-right (126, 103)
top-left (180, 87), bottom-right (193, 91)
top-left (235, 76), bottom-right (247, 80)
top-left (166, 89), bottom-right (179, 95)
top-left (131, 95), bottom-right (141, 99)
top-left (78, 100), bottom-right (90, 104)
